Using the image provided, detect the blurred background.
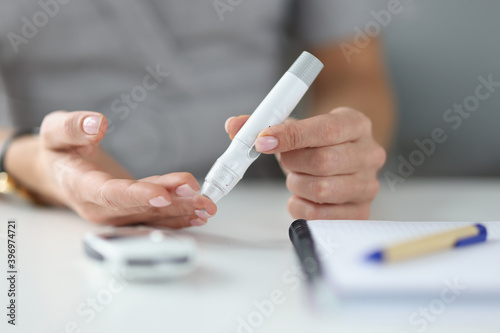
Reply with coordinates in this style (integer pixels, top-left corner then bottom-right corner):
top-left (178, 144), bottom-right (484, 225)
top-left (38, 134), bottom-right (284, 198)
top-left (383, 0), bottom-right (500, 177)
top-left (1, 0), bottom-right (500, 179)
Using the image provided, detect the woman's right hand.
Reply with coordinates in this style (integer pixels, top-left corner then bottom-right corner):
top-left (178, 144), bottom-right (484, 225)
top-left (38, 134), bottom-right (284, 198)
top-left (5, 111), bottom-right (216, 228)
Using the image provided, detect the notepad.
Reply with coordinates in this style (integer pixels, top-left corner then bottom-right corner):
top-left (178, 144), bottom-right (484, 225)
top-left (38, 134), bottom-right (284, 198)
top-left (289, 220), bottom-right (500, 300)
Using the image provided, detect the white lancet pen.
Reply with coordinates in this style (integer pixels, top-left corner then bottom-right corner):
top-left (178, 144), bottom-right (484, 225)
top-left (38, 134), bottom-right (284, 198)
top-left (201, 51), bottom-right (324, 203)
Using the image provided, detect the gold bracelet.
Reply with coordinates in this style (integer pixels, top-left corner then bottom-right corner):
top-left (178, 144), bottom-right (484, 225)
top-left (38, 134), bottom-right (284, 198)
top-left (0, 172), bottom-right (42, 204)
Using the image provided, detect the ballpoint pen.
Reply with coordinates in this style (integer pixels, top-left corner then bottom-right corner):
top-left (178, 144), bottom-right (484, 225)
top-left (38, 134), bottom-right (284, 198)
top-left (366, 223), bottom-right (488, 263)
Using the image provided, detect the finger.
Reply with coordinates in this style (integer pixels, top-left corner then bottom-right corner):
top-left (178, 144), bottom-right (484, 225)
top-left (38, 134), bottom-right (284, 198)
top-left (141, 173), bottom-right (218, 216)
top-left (63, 168), bottom-right (214, 225)
top-left (225, 116), bottom-right (295, 141)
top-left (93, 177), bottom-right (174, 209)
top-left (287, 195), bottom-right (371, 220)
top-left (122, 193), bottom-right (216, 224)
top-left (255, 107), bottom-right (371, 154)
top-left (141, 173), bottom-right (217, 216)
top-left (225, 115), bottom-right (250, 140)
top-left (159, 195), bottom-right (217, 226)
top-left (286, 172), bottom-right (380, 205)
top-left (106, 195), bottom-right (217, 228)
top-left (139, 172), bottom-right (201, 194)
top-left (146, 194), bottom-right (214, 218)
top-left (40, 111), bottom-right (107, 150)
top-left (193, 194), bottom-right (217, 217)
top-left (183, 195), bottom-right (218, 227)
top-left (145, 213), bottom-right (209, 229)
top-left (97, 213), bottom-right (203, 229)
top-left (279, 141), bottom-right (386, 176)
top-left (57, 162), bottom-right (173, 209)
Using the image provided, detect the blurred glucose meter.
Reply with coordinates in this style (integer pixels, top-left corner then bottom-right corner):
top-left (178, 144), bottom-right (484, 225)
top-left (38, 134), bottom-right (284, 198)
top-left (83, 227), bottom-right (198, 280)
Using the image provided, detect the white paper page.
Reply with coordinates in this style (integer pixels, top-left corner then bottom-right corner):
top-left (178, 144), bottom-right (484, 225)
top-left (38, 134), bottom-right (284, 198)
top-left (308, 221), bottom-right (500, 299)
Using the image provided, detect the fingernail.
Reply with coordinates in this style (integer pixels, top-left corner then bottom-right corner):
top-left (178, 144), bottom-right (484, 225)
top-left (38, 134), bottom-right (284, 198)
top-left (224, 117), bottom-right (235, 134)
top-left (255, 136), bottom-right (278, 152)
top-left (195, 209), bottom-right (212, 219)
top-left (175, 184), bottom-right (197, 197)
top-left (190, 219), bottom-right (206, 227)
top-left (149, 196), bottom-right (171, 208)
top-left (83, 115), bottom-right (103, 135)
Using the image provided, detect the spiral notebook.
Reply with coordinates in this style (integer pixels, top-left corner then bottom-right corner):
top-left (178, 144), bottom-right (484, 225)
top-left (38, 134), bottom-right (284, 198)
top-left (289, 220), bottom-right (500, 300)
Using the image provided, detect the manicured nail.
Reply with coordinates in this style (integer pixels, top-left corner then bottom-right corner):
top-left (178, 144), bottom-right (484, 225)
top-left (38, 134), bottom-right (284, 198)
top-left (175, 184), bottom-right (197, 197)
top-left (190, 219), bottom-right (206, 227)
top-left (149, 196), bottom-right (171, 208)
top-left (195, 209), bottom-right (212, 219)
top-left (83, 116), bottom-right (103, 135)
top-left (224, 117), bottom-right (235, 134)
top-left (255, 136), bottom-right (278, 152)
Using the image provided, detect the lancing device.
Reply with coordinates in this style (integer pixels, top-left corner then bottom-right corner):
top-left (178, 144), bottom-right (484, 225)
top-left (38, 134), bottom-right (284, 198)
top-left (201, 51), bottom-right (324, 203)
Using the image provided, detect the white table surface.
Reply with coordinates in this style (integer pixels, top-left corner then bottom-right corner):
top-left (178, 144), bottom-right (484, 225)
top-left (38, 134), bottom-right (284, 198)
top-left (1, 178), bottom-right (499, 333)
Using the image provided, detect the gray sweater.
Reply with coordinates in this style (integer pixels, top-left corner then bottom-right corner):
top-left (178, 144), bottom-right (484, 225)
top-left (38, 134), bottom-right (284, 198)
top-left (0, 0), bottom-right (382, 179)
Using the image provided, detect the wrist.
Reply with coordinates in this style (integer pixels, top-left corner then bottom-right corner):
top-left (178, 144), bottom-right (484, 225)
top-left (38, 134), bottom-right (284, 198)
top-left (1, 128), bottom-right (45, 204)
top-left (1, 129), bottom-right (63, 205)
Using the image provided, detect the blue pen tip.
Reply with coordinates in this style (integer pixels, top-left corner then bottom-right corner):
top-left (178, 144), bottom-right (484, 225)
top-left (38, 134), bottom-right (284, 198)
top-left (366, 251), bottom-right (384, 262)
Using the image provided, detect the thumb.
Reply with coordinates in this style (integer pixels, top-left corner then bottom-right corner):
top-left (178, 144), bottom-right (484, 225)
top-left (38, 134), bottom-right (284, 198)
top-left (224, 115), bottom-right (250, 140)
top-left (40, 111), bottom-right (108, 150)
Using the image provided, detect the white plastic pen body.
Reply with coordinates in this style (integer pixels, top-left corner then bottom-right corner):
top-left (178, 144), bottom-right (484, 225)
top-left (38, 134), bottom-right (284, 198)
top-left (201, 52), bottom-right (324, 203)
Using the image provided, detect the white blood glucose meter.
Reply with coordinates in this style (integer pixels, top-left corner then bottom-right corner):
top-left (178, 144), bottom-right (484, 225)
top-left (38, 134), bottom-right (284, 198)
top-left (83, 227), bottom-right (198, 280)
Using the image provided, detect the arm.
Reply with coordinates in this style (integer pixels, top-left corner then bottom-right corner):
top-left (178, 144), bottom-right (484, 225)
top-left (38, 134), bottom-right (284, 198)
top-left (0, 113), bottom-right (216, 227)
top-left (0, 127), bottom-right (53, 204)
top-left (309, 37), bottom-right (396, 150)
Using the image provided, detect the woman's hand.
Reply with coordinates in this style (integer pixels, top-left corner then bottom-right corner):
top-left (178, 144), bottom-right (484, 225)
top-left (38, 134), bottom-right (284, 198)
top-left (225, 107), bottom-right (386, 220)
top-left (5, 111), bottom-right (216, 228)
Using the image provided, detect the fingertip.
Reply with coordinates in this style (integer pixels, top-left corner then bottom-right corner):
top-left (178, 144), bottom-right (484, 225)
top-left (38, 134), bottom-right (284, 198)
top-left (172, 172), bottom-right (200, 192)
top-left (189, 218), bottom-right (207, 227)
top-left (99, 114), bottom-right (108, 135)
top-left (226, 115), bottom-right (250, 140)
top-left (41, 111), bottom-right (108, 150)
top-left (193, 194), bottom-right (217, 216)
top-left (255, 136), bottom-right (278, 153)
top-left (205, 202), bottom-right (218, 216)
top-left (127, 181), bottom-right (172, 208)
top-left (224, 117), bottom-right (235, 134)
top-left (149, 196), bottom-right (172, 208)
top-left (175, 184), bottom-right (197, 198)
top-left (83, 115), bottom-right (102, 135)
top-left (194, 209), bottom-right (212, 219)
top-left (81, 112), bottom-right (107, 144)
top-left (189, 178), bottom-right (201, 192)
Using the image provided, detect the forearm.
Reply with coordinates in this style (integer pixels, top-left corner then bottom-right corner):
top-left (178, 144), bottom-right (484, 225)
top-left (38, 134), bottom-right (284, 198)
top-left (309, 73), bottom-right (395, 150)
top-left (1, 128), bottom-right (61, 205)
top-left (5, 135), bottom-right (42, 189)
top-left (308, 39), bottom-right (397, 150)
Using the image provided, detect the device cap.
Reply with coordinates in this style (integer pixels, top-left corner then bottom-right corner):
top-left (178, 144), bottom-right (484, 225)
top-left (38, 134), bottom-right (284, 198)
top-left (287, 51), bottom-right (324, 87)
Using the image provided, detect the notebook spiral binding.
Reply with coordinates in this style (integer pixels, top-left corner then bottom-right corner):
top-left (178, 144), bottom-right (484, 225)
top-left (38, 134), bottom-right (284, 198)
top-left (289, 219), bottom-right (323, 282)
